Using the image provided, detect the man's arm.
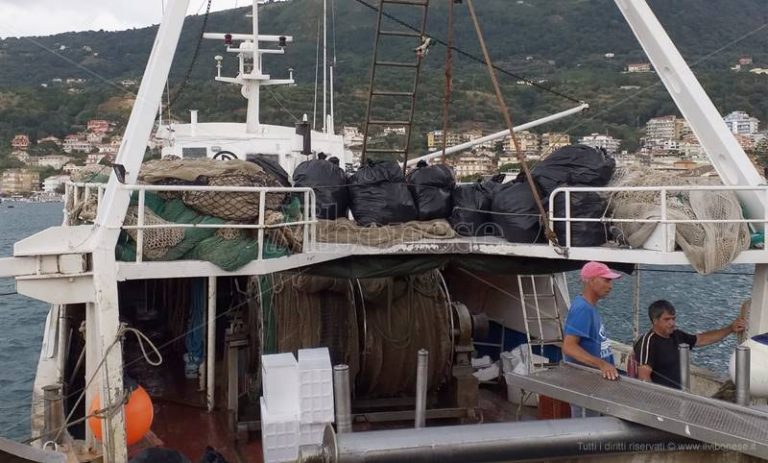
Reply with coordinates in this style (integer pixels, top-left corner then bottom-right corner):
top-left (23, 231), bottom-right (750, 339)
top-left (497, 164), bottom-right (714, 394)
top-left (634, 334), bottom-right (653, 382)
top-left (563, 335), bottom-right (619, 380)
top-left (637, 364), bottom-right (653, 381)
top-left (696, 317), bottom-right (746, 347)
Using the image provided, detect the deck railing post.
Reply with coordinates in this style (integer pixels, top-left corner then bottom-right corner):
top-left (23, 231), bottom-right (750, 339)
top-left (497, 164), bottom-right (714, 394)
top-left (678, 343), bottom-right (690, 392)
top-left (333, 364), bottom-right (352, 434)
top-left (736, 345), bottom-right (751, 406)
top-left (136, 189), bottom-right (145, 263)
top-left (42, 383), bottom-right (64, 444)
top-left (415, 349), bottom-right (429, 428)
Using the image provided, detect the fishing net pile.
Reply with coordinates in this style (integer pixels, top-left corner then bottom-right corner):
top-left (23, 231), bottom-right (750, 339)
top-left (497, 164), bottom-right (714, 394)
top-left (248, 271), bottom-right (453, 398)
top-left (66, 165), bottom-right (113, 223)
top-left (607, 168), bottom-right (750, 274)
top-left (115, 159), bottom-right (300, 271)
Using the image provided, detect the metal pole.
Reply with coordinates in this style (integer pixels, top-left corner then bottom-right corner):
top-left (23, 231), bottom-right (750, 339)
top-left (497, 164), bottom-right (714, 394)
top-left (43, 384), bottom-right (64, 444)
top-left (298, 417), bottom-right (693, 463)
top-left (334, 364), bottom-right (352, 434)
top-left (415, 349), bottom-right (429, 429)
top-left (678, 343), bottom-right (690, 392)
top-left (736, 345), bottom-right (751, 406)
top-left (632, 265), bottom-right (641, 340)
top-left (207, 276), bottom-right (217, 412)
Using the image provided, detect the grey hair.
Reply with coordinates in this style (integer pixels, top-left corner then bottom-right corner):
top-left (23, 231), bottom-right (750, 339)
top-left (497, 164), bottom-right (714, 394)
top-left (648, 299), bottom-right (675, 322)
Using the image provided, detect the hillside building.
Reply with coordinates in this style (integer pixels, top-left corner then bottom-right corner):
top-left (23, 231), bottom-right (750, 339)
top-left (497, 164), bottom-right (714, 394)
top-left (43, 175), bottom-right (70, 193)
top-left (626, 63), bottom-right (652, 73)
top-left (28, 155), bottom-right (73, 170)
top-left (1, 169), bottom-right (40, 194)
top-left (503, 131), bottom-right (539, 155)
top-left (453, 153), bottom-right (496, 178)
top-left (724, 111), bottom-right (760, 135)
top-left (87, 119), bottom-right (110, 134)
top-left (541, 132), bottom-right (571, 153)
top-left (427, 130), bottom-right (464, 150)
top-left (578, 133), bottom-right (621, 155)
top-left (11, 134), bottom-right (30, 151)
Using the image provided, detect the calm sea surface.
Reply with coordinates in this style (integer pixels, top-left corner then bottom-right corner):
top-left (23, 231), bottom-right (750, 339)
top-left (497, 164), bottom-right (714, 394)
top-left (0, 203), bottom-right (755, 440)
top-left (0, 202), bottom-right (63, 441)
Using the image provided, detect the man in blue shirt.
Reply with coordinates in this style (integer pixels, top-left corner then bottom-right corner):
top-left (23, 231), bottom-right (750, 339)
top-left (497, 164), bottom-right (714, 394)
top-left (563, 261), bottom-right (622, 416)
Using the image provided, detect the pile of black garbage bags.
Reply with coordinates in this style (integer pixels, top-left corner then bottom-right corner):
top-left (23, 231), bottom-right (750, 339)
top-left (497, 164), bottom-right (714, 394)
top-left (292, 144), bottom-right (615, 247)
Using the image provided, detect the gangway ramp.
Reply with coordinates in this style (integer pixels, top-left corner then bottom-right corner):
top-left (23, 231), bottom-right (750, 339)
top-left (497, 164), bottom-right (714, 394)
top-left (505, 363), bottom-right (768, 460)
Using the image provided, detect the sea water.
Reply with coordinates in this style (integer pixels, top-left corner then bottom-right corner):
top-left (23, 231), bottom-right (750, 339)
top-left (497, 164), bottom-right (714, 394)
top-left (0, 202), bottom-right (63, 440)
top-left (0, 202), bottom-right (755, 440)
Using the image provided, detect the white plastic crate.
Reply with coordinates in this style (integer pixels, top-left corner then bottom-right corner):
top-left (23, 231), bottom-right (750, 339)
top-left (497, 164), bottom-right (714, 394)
top-left (260, 397), bottom-right (299, 463)
top-left (298, 348), bottom-right (334, 423)
top-left (262, 353), bottom-right (299, 415)
top-left (299, 421), bottom-right (328, 446)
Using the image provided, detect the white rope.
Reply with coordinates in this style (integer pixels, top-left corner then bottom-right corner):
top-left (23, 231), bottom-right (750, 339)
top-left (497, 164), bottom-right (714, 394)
top-left (123, 326), bottom-right (164, 367)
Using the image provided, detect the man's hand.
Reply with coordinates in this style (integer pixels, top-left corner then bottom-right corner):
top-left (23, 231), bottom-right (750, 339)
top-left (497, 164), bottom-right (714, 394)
top-left (730, 317), bottom-right (747, 334)
top-left (599, 360), bottom-right (619, 381)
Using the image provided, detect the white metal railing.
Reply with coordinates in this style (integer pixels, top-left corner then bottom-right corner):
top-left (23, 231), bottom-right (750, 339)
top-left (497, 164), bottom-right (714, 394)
top-left (64, 182), bottom-right (317, 263)
top-left (549, 185), bottom-right (767, 250)
top-left (63, 182), bottom-right (107, 225)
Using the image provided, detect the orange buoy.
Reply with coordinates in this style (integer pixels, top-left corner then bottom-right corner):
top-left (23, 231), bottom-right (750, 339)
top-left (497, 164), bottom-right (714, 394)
top-left (88, 385), bottom-right (153, 446)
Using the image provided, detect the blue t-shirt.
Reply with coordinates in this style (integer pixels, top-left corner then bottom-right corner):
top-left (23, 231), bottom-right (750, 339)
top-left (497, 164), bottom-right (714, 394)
top-left (564, 295), bottom-right (614, 365)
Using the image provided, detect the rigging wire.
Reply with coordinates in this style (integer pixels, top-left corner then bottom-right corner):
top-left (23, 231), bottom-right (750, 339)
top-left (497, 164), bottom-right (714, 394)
top-left (351, 0), bottom-right (582, 104)
top-left (264, 87), bottom-right (300, 122)
top-left (439, 0), bottom-right (456, 164)
top-left (167, 0), bottom-right (213, 111)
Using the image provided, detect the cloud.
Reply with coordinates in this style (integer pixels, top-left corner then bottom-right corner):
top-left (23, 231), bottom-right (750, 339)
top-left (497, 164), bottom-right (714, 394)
top-left (0, 0), bottom-right (244, 38)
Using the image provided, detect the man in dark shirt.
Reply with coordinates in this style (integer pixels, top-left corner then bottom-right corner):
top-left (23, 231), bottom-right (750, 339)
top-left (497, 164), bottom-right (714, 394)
top-left (633, 299), bottom-right (746, 389)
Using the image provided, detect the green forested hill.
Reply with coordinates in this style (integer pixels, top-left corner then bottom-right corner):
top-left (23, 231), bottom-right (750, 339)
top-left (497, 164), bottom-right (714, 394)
top-left (0, 0), bottom-right (767, 153)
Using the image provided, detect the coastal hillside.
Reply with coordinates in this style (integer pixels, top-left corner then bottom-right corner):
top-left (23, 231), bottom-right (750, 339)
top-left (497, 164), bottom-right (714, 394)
top-left (0, 0), bottom-right (766, 154)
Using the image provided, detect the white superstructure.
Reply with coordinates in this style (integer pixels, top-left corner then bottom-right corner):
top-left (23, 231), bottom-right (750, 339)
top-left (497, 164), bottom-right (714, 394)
top-left (158, 0), bottom-right (349, 175)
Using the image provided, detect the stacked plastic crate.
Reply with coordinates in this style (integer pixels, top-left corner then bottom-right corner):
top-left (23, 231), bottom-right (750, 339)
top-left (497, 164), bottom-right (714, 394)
top-left (260, 353), bottom-right (300, 463)
top-left (297, 348), bottom-right (335, 446)
top-left (261, 349), bottom-right (335, 463)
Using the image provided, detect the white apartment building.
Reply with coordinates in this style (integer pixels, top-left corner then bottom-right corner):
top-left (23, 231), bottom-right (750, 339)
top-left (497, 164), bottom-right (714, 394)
top-left (578, 133), bottom-right (621, 155)
top-left (724, 111), bottom-right (760, 135)
top-left (453, 154), bottom-right (496, 178)
top-left (43, 175), bottom-right (71, 192)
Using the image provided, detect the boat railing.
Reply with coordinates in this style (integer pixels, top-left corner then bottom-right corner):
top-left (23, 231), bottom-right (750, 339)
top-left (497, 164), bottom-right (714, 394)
top-left (64, 181), bottom-right (317, 263)
top-left (64, 182), bottom-right (106, 225)
top-left (549, 185), bottom-right (765, 251)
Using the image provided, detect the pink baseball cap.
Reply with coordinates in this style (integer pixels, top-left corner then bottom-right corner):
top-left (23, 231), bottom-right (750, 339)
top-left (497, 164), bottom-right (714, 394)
top-left (580, 261), bottom-right (621, 280)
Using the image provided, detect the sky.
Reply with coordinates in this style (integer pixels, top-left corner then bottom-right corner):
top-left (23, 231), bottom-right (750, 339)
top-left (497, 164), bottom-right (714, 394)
top-left (0, 0), bottom-right (248, 39)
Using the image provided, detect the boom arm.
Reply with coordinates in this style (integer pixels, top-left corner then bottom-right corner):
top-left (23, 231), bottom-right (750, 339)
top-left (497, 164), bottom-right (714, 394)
top-left (614, 0), bottom-right (765, 227)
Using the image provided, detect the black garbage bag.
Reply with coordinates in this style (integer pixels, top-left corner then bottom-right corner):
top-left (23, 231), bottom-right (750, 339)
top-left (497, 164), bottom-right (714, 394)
top-left (449, 177), bottom-right (504, 237)
top-left (130, 448), bottom-right (191, 463)
top-left (491, 180), bottom-right (544, 243)
top-left (293, 159), bottom-right (349, 219)
top-left (348, 160), bottom-right (418, 226)
top-left (407, 164), bottom-right (455, 220)
top-left (530, 144), bottom-right (615, 198)
top-left (198, 446), bottom-right (230, 463)
top-left (552, 187), bottom-right (608, 247)
top-left (245, 154), bottom-right (291, 187)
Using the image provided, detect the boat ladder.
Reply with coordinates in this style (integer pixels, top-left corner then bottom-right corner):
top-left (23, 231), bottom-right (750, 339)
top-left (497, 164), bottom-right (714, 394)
top-left (360, 0), bottom-right (430, 166)
top-left (516, 274), bottom-right (563, 370)
top-left (506, 363), bottom-right (768, 460)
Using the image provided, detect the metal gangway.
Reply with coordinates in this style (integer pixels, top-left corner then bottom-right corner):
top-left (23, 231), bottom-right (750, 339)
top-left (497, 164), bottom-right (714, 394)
top-left (505, 363), bottom-right (768, 460)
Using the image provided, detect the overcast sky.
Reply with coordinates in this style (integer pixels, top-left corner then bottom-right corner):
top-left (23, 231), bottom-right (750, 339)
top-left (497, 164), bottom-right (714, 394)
top-left (0, 0), bottom-right (246, 39)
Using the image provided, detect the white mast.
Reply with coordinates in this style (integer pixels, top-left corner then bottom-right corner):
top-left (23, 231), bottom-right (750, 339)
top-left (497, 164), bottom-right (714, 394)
top-left (322, 0), bottom-right (327, 133)
top-left (329, 65), bottom-right (335, 134)
top-left (246, 0), bottom-right (261, 132)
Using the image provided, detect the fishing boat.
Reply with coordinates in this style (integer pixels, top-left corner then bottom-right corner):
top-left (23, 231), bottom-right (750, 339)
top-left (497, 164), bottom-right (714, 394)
top-left (1, 0), bottom-right (768, 462)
